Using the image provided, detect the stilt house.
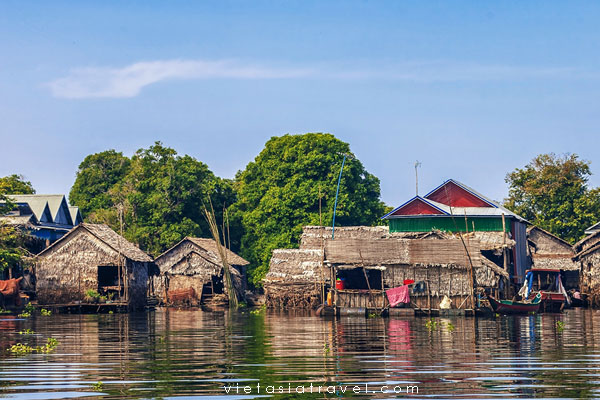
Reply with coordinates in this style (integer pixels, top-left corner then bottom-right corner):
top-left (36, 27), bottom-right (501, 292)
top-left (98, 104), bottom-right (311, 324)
top-left (154, 237), bottom-right (249, 305)
top-left (35, 223), bottom-right (153, 309)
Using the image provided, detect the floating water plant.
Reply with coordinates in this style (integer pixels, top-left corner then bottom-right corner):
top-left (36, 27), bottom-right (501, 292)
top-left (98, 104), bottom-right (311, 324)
top-left (425, 318), bottom-right (438, 331)
top-left (446, 322), bottom-right (456, 333)
top-left (556, 321), bottom-right (565, 332)
top-left (91, 381), bottom-right (104, 391)
top-left (18, 329), bottom-right (35, 335)
top-left (40, 308), bottom-right (52, 317)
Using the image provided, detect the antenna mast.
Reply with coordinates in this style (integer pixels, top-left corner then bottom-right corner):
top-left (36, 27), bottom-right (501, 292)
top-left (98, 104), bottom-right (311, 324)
top-left (415, 160), bottom-right (422, 196)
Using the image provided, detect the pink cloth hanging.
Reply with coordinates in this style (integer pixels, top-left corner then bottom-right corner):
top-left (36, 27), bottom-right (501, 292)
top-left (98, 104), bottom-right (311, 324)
top-left (386, 285), bottom-right (410, 307)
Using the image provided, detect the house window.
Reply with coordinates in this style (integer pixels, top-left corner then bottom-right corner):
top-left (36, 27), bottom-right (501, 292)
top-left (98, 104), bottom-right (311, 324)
top-left (98, 265), bottom-right (120, 289)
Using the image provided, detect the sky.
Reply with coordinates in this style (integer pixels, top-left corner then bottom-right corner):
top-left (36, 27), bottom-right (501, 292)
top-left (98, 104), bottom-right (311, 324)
top-left (1, 1), bottom-right (600, 208)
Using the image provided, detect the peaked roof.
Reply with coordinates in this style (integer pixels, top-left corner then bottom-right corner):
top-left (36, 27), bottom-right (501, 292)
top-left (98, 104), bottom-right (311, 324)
top-left (526, 225), bottom-right (573, 247)
top-left (186, 237), bottom-right (249, 266)
top-left (69, 206), bottom-right (82, 225)
top-left (383, 179), bottom-right (525, 221)
top-left (38, 223), bottom-right (152, 262)
top-left (10, 194), bottom-right (73, 225)
top-left (9, 195), bottom-right (53, 223)
top-left (155, 237), bottom-right (249, 266)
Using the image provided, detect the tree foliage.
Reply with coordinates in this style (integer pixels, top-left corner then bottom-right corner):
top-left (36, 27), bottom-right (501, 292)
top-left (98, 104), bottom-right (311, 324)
top-left (70, 142), bottom-right (238, 256)
top-left (0, 174), bottom-right (35, 195)
top-left (232, 133), bottom-right (386, 286)
top-left (69, 150), bottom-right (131, 216)
top-left (0, 175), bottom-right (35, 270)
top-left (0, 225), bottom-right (27, 272)
top-left (505, 153), bottom-right (600, 243)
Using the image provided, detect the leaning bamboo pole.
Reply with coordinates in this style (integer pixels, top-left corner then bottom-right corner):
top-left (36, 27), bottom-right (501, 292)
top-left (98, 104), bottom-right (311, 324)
top-left (204, 201), bottom-right (238, 309)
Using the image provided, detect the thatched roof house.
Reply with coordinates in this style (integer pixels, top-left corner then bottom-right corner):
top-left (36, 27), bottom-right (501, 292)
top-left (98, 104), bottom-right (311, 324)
top-left (527, 226), bottom-right (578, 270)
top-left (265, 226), bottom-right (510, 309)
top-left (35, 223), bottom-right (153, 309)
top-left (154, 237), bottom-right (249, 305)
top-left (574, 230), bottom-right (600, 306)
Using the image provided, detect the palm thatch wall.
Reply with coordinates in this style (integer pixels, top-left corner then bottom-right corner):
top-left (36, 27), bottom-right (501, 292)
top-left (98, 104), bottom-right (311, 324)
top-left (575, 231), bottom-right (600, 307)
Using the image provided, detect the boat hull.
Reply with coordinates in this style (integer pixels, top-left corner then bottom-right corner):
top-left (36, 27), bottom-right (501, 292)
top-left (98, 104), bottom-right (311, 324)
top-left (488, 296), bottom-right (541, 315)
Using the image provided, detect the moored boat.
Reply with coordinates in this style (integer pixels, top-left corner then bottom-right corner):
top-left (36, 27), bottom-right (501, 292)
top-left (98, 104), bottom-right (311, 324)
top-left (487, 293), bottom-right (542, 315)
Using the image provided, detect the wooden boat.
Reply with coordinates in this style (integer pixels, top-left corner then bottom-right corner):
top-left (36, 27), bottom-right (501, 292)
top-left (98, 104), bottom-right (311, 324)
top-left (524, 269), bottom-right (572, 312)
top-left (487, 293), bottom-right (542, 315)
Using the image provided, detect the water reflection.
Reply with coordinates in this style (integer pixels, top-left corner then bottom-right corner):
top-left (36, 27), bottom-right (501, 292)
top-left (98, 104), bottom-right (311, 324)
top-left (0, 308), bottom-right (599, 399)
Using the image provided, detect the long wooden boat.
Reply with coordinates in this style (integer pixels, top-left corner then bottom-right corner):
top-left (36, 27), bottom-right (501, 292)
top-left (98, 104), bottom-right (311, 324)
top-left (487, 293), bottom-right (542, 315)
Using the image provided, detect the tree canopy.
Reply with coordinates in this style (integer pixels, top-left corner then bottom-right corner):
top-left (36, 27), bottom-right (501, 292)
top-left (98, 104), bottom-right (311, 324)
top-left (69, 150), bottom-right (131, 217)
top-left (0, 174), bottom-right (35, 271)
top-left (232, 133), bottom-right (386, 286)
top-left (0, 174), bottom-right (35, 195)
top-left (505, 153), bottom-right (600, 243)
top-left (70, 142), bottom-right (238, 256)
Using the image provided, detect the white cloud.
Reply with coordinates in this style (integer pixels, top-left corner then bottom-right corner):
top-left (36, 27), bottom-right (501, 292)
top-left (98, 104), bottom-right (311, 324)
top-left (46, 58), bottom-right (584, 99)
top-left (46, 59), bottom-right (313, 99)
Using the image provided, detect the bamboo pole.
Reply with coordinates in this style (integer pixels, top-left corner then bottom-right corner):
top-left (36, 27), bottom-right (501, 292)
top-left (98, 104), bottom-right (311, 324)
top-left (204, 200), bottom-right (238, 309)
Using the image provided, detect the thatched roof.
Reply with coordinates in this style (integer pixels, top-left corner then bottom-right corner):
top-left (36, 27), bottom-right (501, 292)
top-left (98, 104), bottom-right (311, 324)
top-left (38, 223), bottom-right (152, 262)
top-left (166, 250), bottom-right (241, 277)
top-left (324, 236), bottom-right (482, 267)
top-left (186, 237), bottom-right (249, 266)
top-left (526, 226), bottom-right (578, 270)
top-left (300, 226), bottom-right (389, 249)
top-left (155, 237), bottom-right (248, 268)
top-left (574, 230), bottom-right (600, 254)
top-left (265, 249), bottom-right (325, 284)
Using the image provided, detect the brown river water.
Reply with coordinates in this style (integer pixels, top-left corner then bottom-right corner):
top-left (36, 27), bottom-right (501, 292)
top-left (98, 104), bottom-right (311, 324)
top-left (1, 308), bottom-right (600, 399)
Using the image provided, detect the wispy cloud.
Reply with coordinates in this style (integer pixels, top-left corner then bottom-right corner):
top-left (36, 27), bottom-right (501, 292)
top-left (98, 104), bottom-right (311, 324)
top-left (46, 59), bottom-right (313, 99)
top-left (46, 58), bottom-right (585, 99)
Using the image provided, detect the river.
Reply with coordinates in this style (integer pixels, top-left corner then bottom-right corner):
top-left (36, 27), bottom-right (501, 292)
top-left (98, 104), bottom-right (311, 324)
top-left (1, 308), bottom-right (600, 399)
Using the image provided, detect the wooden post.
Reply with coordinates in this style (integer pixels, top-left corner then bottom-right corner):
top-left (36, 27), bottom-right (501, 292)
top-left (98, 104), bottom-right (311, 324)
top-left (464, 211), bottom-right (475, 310)
top-left (502, 213), bottom-right (509, 298)
top-left (426, 269), bottom-right (431, 315)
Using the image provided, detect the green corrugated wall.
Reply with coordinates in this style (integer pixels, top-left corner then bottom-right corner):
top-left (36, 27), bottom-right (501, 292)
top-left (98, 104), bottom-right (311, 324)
top-left (389, 216), bottom-right (510, 233)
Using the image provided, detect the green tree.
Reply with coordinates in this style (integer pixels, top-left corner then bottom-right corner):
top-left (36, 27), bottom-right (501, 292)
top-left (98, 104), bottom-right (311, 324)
top-left (232, 133), bottom-right (386, 286)
top-left (0, 174), bottom-right (35, 195)
top-left (69, 150), bottom-right (131, 216)
top-left (0, 224), bottom-right (27, 272)
top-left (122, 142), bottom-right (237, 255)
top-left (505, 153), bottom-right (600, 243)
top-left (70, 143), bottom-right (239, 257)
top-left (0, 174), bottom-right (35, 270)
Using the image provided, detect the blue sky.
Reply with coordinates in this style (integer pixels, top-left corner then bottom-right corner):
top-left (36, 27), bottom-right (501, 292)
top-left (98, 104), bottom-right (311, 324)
top-left (1, 1), bottom-right (600, 207)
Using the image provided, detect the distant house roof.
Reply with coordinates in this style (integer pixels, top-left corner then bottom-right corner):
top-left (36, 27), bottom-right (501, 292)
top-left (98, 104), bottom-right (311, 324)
top-left (10, 194), bottom-right (73, 225)
top-left (68, 206), bottom-right (82, 225)
top-left (383, 179), bottom-right (526, 222)
top-left (9, 196), bottom-right (53, 223)
top-left (0, 213), bottom-right (38, 227)
top-left (38, 223), bottom-right (152, 262)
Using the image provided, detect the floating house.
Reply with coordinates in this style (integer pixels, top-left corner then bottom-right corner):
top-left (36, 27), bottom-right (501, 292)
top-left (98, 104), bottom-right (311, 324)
top-left (574, 229), bottom-right (600, 306)
top-left (35, 223), bottom-right (153, 309)
top-left (264, 226), bottom-right (510, 312)
top-left (527, 226), bottom-right (577, 270)
top-left (382, 179), bottom-right (529, 284)
top-left (154, 237), bottom-right (249, 305)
